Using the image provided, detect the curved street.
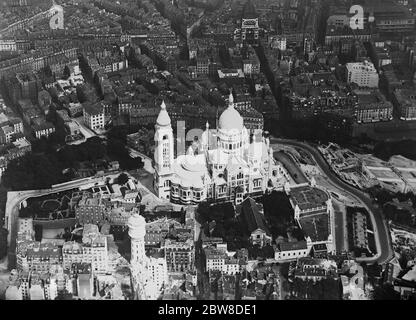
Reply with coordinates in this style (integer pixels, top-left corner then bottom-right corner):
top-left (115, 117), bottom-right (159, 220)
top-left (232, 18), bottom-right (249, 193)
top-left (5, 174), bottom-right (126, 269)
top-left (273, 151), bottom-right (308, 185)
top-left (5, 180), bottom-right (95, 269)
top-left (271, 138), bottom-right (394, 265)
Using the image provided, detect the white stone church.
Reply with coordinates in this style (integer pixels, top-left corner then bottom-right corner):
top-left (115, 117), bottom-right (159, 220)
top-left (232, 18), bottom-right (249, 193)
top-left (153, 93), bottom-right (289, 205)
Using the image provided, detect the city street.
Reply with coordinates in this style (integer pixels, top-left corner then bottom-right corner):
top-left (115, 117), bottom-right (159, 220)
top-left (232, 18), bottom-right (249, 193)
top-left (273, 151), bottom-right (308, 184)
top-left (271, 138), bottom-right (394, 265)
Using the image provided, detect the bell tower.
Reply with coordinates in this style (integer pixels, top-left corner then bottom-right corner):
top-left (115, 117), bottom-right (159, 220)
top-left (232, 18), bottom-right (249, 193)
top-left (154, 101), bottom-right (174, 199)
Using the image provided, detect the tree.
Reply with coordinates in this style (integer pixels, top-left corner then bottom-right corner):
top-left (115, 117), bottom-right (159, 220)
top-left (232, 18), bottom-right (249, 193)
top-left (57, 137), bottom-right (106, 165)
top-left (63, 65), bottom-right (71, 79)
top-left (248, 245), bottom-right (263, 260)
top-left (2, 153), bottom-right (65, 190)
top-left (212, 223), bottom-right (225, 238)
top-left (262, 191), bottom-right (295, 238)
top-left (197, 202), bottom-right (211, 224)
top-left (222, 202), bottom-right (235, 220)
top-left (117, 173), bottom-right (129, 185)
top-left (374, 140), bottom-right (416, 161)
top-left (262, 245), bottom-right (275, 258)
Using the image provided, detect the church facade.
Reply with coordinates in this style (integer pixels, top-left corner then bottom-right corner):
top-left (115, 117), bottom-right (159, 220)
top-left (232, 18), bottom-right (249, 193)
top-left (234, 0), bottom-right (261, 46)
top-left (153, 93), bottom-right (289, 205)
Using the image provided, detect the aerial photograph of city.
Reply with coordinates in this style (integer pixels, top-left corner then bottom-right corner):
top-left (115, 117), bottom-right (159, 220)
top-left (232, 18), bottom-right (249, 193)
top-left (0, 0), bottom-right (416, 307)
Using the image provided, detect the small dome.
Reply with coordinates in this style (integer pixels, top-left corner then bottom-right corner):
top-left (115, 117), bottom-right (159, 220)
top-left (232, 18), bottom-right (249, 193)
top-left (128, 214), bottom-right (146, 239)
top-left (182, 154), bottom-right (206, 172)
top-left (156, 101), bottom-right (171, 127)
top-left (219, 93), bottom-right (244, 131)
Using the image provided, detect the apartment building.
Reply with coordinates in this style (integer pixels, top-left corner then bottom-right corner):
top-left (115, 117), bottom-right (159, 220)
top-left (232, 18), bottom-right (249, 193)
top-left (83, 102), bottom-right (105, 131)
top-left (346, 61), bottom-right (379, 88)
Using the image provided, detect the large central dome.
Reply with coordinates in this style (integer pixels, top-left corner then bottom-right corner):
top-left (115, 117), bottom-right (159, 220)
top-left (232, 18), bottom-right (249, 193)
top-left (219, 93), bottom-right (244, 130)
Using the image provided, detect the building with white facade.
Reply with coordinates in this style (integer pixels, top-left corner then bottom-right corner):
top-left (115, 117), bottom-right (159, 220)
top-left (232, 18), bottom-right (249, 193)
top-left (147, 255), bottom-right (169, 292)
top-left (205, 248), bottom-right (226, 273)
top-left (83, 102), bottom-right (105, 131)
top-left (223, 259), bottom-right (240, 275)
top-left (327, 12), bottom-right (349, 28)
top-left (393, 88), bottom-right (416, 121)
top-left (0, 40), bottom-right (17, 51)
top-left (128, 214), bottom-right (169, 300)
top-left (269, 36), bottom-right (287, 51)
top-left (274, 241), bottom-right (309, 262)
top-left (81, 224), bottom-right (108, 274)
top-left (18, 217), bottom-right (33, 236)
top-left (29, 274), bottom-right (45, 300)
top-left (5, 285), bottom-right (23, 300)
top-left (286, 184), bottom-right (335, 255)
top-left (62, 241), bottom-right (84, 270)
top-left (153, 94), bottom-right (288, 205)
top-left (164, 238), bottom-right (195, 273)
top-left (33, 122), bottom-right (55, 139)
top-left (242, 53), bottom-right (260, 76)
top-left (346, 61), bottom-right (379, 88)
top-left (355, 89), bottom-right (393, 123)
top-left (204, 247), bottom-right (241, 275)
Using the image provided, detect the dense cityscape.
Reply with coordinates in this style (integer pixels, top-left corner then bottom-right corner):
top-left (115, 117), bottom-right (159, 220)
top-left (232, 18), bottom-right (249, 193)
top-left (0, 0), bottom-right (415, 303)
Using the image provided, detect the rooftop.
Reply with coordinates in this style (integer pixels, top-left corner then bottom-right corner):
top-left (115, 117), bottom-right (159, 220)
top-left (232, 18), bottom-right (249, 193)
top-left (83, 102), bottom-right (103, 116)
top-left (289, 186), bottom-right (329, 211)
top-left (277, 241), bottom-right (307, 252)
top-left (298, 214), bottom-right (330, 243)
top-left (26, 242), bottom-right (62, 258)
top-left (204, 248), bottom-right (227, 260)
top-left (241, 197), bottom-right (270, 235)
top-left (63, 241), bottom-right (83, 253)
top-left (394, 88), bottom-right (416, 106)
